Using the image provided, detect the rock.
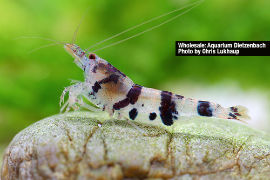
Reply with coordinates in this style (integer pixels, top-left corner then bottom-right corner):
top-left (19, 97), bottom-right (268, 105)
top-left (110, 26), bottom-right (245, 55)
top-left (1, 112), bottom-right (270, 179)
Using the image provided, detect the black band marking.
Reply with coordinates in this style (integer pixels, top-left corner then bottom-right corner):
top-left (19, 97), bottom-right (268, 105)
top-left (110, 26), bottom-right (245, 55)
top-left (91, 74), bottom-right (120, 94)
top-left (129, 108), bottom-right (138, 120)
top-left (99, 74), bottom-right (119, 84)
top-left (107, 63), bottom-right (126, 77)
top-left (113, 98), bottom-right (130, 110)
top-left (197, 101), bottom-right (213, 117)
top-left (159, 91), bottom-right (178, 126)
top-left (127, 84), bottom-right (142, 105)
top-left (149, 112), bottom-right (157, 120)
top-left (113, 84), bottom-right (142, 110)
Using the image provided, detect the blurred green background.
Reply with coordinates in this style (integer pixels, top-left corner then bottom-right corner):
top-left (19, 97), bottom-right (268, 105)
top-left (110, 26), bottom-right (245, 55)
top-left (0, 0), bottom-right (270, 154)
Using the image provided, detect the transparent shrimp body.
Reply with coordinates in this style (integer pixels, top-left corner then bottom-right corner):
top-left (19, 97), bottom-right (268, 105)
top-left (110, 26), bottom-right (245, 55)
top-left (60, 44), bottom-right (100, 112)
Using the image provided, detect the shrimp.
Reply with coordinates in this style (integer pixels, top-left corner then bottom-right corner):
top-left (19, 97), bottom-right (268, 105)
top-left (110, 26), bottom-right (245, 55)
top-left (60, 44), bottom-right (250, 128)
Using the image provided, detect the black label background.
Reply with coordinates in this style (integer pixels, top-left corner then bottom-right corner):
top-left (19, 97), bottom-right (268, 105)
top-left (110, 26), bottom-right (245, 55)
top-left (175, 41), bottom-right (270, 56)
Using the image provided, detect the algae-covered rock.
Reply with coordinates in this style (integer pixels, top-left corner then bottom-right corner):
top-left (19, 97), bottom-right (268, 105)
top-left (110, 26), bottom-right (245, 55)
top-left (1, 112), bottom-right (270, 179)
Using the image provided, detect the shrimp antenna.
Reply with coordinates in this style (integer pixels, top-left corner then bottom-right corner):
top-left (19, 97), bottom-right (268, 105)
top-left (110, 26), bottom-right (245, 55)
top-left (72, 6), bottom-right (91, 44)
top-left (28, 42), bottom-right (63, 54)
top-left (87, 0), bottom-right (203, 52)
top-left (14, 36), bottom-right (66, 44)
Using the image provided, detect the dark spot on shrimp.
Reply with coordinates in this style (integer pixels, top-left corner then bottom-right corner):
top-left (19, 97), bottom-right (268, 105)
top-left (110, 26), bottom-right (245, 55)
top-left (92, 81), bottom-right (101, 93)
top-left (159, 91), bottom-right (178, 126)
top-left (229, 113), bottom-right (237, 119)
top-left (217, 104), bottom-right (222, 109)
top-left (113, 84), bottom-right (142, 110)
top-left (89, 91), bottom-right (94, 96)
top-left (149, 112), bottom-right (157, 120)
top-left (197, 101), bottom-right (213, 117)
top-left (92, 65), bottom-right (98, 73)
top-left (142, 104), bottom-right (144, 107)
top-left (97, 62), bottom-right (106, 69)
top-left (230, 107), bottom-right (238, 112)
top-left (80, 51), bottom-right (85, 57)
top-left (129, 108), bottom-right (138, 120)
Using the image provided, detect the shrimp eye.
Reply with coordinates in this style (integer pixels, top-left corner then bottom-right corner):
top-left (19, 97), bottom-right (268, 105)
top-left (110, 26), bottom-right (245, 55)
top-left (89, 53), bottom-right (96, 59)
